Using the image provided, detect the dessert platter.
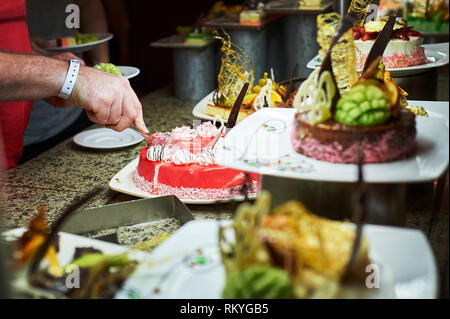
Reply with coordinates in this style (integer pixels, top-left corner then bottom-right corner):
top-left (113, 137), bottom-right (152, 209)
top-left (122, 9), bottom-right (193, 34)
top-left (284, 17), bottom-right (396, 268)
top-left (215, 12), bottom-right (449, 183)
top-left (264, 0), bottom-right (333, 12)
top-left (193, 31), bottom-right (292, 123)
top-left (8, 193), bottom-right (438, 299)
top-left (307, 17), bottom-right (449, 77)
top-left (2, 204), bottom-right (150, 299)
top-left (45, 32), bottom-right (113, 54)
top-left (110, 121), bottom-right (259, 204)
top-left (308, 43), bottom-right (449, 77)
top-left (118, 192), bottom-right (437, 299)
top-left (2, 192), bottom-right (437, 299)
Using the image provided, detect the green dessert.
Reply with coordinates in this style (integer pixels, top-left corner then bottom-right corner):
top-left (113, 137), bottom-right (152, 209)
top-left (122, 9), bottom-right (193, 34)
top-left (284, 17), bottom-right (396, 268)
top-left (66, 253), bottom-right (132, 269)
top-left (75, 31), bottom-right (99, 45)
top-left (335, 84), bottom-right (391, 126)
top-left (94, 62), bottom-right (122, 76)
top-left (184, 32), bottom-right (209, 45)
top-left (222, 265), bottom-right (294, 299)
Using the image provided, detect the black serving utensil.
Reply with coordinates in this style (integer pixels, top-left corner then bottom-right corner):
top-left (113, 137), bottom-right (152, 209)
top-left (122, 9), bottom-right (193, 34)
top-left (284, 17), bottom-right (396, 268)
top-left (225, 82), bottom-right (249, 134)
top-left (342, 137), bottom-right (368, 282)
top-left (362, 15), bottom-right (396, 73)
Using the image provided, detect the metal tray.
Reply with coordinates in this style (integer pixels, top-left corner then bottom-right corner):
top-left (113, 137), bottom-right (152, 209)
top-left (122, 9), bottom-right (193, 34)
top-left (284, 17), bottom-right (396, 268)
top-left (60, 195), bottom-right (195, 244)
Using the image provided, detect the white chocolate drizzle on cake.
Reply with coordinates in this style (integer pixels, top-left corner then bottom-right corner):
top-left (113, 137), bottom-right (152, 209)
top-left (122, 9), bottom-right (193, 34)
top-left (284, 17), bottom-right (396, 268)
top-left (146, 145), bottom-right (170, 162)
top-left (197, 149), bottom-right (216, 166)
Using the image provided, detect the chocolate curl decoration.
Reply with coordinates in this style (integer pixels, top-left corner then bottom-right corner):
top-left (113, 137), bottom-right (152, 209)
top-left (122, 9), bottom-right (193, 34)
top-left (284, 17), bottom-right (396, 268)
top-left (362, 15), bottom-right (396, 73)
top-left (225, 82), bottom-right (249, 131)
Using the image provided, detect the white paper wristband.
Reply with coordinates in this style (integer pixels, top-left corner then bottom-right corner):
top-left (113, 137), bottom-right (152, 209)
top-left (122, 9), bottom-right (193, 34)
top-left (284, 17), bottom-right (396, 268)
top-left (58, 59), bottom-right (80, 99)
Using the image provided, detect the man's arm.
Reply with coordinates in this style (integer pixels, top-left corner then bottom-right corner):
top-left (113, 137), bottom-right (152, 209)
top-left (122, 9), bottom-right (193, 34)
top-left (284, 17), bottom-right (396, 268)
top-left (0, 51), bottom-right (148, 133)
top-left (0, 51), bottom-right (66, 101)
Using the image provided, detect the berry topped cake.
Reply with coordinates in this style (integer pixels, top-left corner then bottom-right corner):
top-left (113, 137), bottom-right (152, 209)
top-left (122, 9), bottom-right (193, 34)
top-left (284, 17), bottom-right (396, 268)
top-left (353, 18), bottom-right (427, 68)
top-left (134, 122), bottom-right (259, 201)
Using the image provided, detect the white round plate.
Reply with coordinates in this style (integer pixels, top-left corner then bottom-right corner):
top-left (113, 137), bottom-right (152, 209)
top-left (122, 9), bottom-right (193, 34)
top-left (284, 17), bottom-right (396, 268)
top-left (73, 128), bottom-right (143, 149)
top-left (306, 43), bottom-right (449, 77)
top-left (109, 157), bottom-right (257, 204)
top-left (118, 66), bottom-right (140, 79)
top-left (45, 32), bottom-right (113, 54)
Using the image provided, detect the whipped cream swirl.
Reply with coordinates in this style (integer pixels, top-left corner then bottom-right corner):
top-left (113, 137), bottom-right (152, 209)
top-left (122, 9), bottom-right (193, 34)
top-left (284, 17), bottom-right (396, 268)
top-left (197, 149), bottom-right (215, 166)
top-left (196, 121), bottom-right (220, 139)
top-left (171, 126), bottom-right (196, 141)
top-left (171, 149), bottom-right (195, 165)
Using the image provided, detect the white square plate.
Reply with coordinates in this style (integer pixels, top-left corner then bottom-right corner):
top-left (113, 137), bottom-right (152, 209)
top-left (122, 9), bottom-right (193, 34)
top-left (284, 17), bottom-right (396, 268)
top-left (214, 105), bottom-right (449, 183)
top-left (108, 158), bottom-right (256, 204)
top-left (306, 43), bottom-right (449, 77)
top-left (118, 220), bottom-right (438, 299)
top-left (4, 220), bottom-right (437, 299)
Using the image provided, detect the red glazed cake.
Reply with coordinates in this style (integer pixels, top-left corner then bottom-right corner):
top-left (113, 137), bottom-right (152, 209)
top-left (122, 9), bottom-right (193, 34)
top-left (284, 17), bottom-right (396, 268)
top-left (134, 122), bottom-right (259, 201)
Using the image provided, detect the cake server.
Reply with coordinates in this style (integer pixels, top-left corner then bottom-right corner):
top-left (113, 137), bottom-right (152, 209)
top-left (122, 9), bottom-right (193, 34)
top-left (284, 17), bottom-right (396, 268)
top-left (129, 123), bottom-right (152, 141)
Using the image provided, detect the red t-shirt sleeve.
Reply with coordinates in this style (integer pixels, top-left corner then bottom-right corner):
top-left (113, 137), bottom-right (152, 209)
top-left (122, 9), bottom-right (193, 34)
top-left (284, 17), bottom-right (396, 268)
top-left (0, 0), bottom-right (34, 169)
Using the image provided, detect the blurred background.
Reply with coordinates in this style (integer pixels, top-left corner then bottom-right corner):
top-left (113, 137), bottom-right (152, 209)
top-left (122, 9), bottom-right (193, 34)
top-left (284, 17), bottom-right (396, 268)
top-left (85, 0), bottom-right (243, 96)
top-left (25, 0), bottom-right (449, 96)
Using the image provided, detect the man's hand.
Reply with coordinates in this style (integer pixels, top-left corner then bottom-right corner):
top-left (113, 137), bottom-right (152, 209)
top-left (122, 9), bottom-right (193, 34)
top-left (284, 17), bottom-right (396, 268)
top-left (70, 66), bottom-right (148, 134)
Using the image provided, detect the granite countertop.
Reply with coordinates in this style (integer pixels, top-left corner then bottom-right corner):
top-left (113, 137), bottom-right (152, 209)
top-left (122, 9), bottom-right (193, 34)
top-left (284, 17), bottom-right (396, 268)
top-left (0, 87), bottom-right (448, 296)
